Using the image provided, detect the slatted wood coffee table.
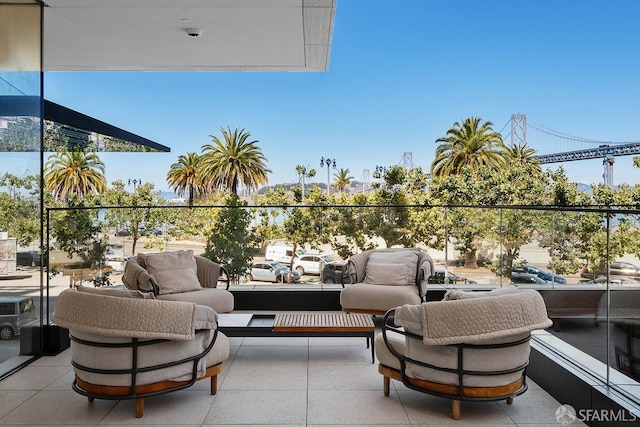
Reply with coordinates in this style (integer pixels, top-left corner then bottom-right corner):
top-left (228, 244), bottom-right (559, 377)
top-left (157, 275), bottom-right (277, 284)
top-left (218, 312), bottom-right (376, 362)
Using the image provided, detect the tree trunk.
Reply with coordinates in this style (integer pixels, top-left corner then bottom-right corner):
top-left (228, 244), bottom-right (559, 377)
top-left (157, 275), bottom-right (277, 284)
top-left (288, 243), bottom-right (297, 283)
top-left (464, 250), bottom-right (478, 269)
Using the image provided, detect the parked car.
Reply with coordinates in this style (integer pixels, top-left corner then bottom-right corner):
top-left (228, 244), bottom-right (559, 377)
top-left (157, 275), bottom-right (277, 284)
top-left (246, 261), bottom-right (300, 284)
top-left (510, 271), bottom-right (552, 285)
top-left (581, 261), bottom-right (640, 279)
top-left (293, 253), bottom-right (336, 275)
top-left (579, 275), bottom-right (640, 286)
top-left (0, 296), bottom-right (37, 340)
top-left (512, 264), bottom-right (566, 284)
top-left (114, 229), bottom-right (132, 236)
top-left (105, 256), bottom-right (129, 272)
top-left (428, 269), bottom-right (477, 285)
top-left (16, 251), bottom-right (42, 267)
top-left (140, 227), bottom-right (163, 236)
top-left (320, 261), bottom-right (349, 284)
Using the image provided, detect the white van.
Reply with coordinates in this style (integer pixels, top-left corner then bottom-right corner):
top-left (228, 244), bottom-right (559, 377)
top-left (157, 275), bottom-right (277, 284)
top-left (264, 245), bottom-right (305, 264)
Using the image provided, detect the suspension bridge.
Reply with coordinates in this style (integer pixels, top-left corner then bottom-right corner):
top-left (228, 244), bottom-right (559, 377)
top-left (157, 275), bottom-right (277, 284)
top-left (356, 114), bottom-right (640, 192)
top-left (501, 114), bottom-right (640, 187)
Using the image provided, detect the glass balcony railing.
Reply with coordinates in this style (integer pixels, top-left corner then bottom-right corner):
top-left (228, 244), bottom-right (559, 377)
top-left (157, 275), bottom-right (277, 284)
top-left (2, 202), bottom-right (640, 403)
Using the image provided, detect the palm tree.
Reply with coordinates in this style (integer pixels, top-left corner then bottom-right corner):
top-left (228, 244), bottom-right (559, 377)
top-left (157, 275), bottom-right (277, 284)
top-left (200, 127), bottom-right (271, 195)
top-left (295, 165), bottom-right (316, 200)
top-left (333, 168), bottom-right (354, 194)
top-left (431, 117), bottom-right (504, 178)
top-left (501, 143), bottom-right (541, 173)
top-left (167, 152), bottom-right (204, 207)
top-left (44, 149), bottom-right (106, 201)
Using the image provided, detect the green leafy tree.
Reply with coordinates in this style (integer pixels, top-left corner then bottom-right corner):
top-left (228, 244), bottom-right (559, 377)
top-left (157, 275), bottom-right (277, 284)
top-left (431, 116), bottom-right (504, 178)
top-left (253, 187), bottom-right (289, 254)
top-left (576, 183), bottom-right (640, 274)
top-left (281, 187), bottom-right (332, 280)
top-left (537, 168), bottom-right (592, 275)
top-left (49, 196), bottom-right (107, 271)
top-left (201, 127), bottom-right (270, 195)
top-left (329, 192), bottom-right (377, 258)
top-left (403, 166), bottom-right (430, 195)
top-left (203, 194), bottom-right (256, 284)
top-left (428, 137), bottom-right (555, 271)
top-left (365, 166), bottom-right (414, 248)
top-left (477, 161), bottom-right (548, 273)
top-left (101, 180), bottom-right (165, 255)
top-left (0, 173), bottom-right (40, 246)
top-left (44, 149), bottom-right (106, 202)
top-left (167, 152), bottom-right (205, 207)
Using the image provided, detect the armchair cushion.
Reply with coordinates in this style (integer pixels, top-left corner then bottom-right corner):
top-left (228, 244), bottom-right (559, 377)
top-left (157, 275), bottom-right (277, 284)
top-left (365, 251), bottom-right (419, 286)
top-left (140, 250), bottom-right (202, 295)
top-left (340, 283), bottom-right (422, 313)
top-left (157, 288), bottom-right (235, 316)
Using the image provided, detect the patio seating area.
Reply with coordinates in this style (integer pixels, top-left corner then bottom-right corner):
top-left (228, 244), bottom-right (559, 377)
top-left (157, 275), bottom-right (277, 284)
top-left (0, 311), bottom-right (579, 426)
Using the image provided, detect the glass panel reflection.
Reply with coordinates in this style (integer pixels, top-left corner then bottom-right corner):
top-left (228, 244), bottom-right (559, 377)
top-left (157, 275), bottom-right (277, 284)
top-left (0, 2), bottom-right (43, 370)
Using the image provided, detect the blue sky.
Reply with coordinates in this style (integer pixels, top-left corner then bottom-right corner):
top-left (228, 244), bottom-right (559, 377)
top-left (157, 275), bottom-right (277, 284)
top-left (41, 0), bottom-right (640, 192)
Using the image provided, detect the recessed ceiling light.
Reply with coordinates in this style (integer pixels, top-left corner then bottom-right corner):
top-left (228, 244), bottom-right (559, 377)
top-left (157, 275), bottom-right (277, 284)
top-left (185, 28), bottom-right (201, 38)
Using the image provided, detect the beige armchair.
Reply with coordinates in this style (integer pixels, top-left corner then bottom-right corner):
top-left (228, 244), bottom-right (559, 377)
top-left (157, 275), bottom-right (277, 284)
top-left (375, 286), bottom-right (552, 419)
top-left (53, 286), bottom-right (230, 418)
top-left (340, 248), bottom-right (434, 315)
top-left (122, 250), bottom-right (234, 314)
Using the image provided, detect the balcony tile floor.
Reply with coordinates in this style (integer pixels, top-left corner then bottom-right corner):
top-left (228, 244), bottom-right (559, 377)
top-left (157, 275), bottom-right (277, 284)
top-left (0, 319), bottom-right (584, 426)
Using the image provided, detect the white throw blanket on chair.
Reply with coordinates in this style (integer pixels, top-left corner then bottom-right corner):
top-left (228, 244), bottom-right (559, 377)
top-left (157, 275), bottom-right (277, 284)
top-left (419, 290), bottom-right (552, 345)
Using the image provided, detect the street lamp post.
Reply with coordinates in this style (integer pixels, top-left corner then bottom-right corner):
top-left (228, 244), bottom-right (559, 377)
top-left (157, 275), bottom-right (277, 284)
top-left (374, 165), bottom-right (386, 178)
top-left (127, 178), bottom-right (142, 190)
top-left (320, 157), bottom-right (336, 195)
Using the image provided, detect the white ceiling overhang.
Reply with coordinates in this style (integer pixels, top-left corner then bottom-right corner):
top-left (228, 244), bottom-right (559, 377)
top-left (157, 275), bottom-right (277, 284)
top-left (43, 0), bottom-right (335, 71)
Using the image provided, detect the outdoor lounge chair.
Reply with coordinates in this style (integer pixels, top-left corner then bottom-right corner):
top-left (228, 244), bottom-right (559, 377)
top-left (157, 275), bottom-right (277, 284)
top-left (375, 286), bottom-right (552, 419)
top-left (340, 248), bottom-right (434, 315)
top-left (122, 249), bottom-right (234, 314)
top-left (53, 286), bottom-right (230, 418)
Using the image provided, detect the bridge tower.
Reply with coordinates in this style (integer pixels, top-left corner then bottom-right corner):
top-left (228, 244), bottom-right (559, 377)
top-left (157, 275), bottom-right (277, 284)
top-left (401, 151), bottom-right (414, 169)
top-left (602, 146), bottom-right (615, 188)
top-left (511, 114), bottom-right (527, 146)
top-left (361, 168), bottom-right (370, 193)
